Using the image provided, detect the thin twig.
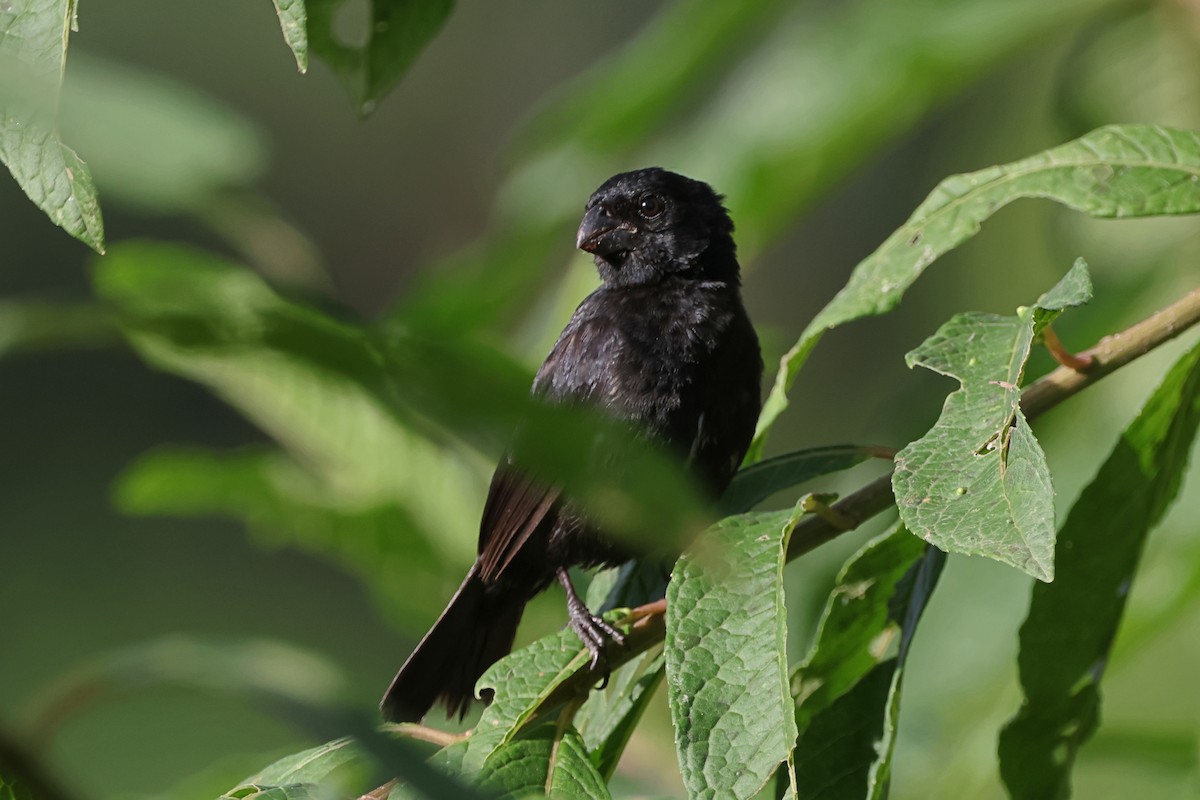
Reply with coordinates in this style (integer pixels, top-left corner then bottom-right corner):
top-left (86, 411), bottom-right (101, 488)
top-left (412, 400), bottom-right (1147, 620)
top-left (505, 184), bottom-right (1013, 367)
top-left (1040, 326), bottom-right (1095, 372)
top-left (383, 722), bottom-right (468, 748)
top-left (1022, 285), bottom-right (1200, 418)
top-left (358, 779), bottom-right (396, 800)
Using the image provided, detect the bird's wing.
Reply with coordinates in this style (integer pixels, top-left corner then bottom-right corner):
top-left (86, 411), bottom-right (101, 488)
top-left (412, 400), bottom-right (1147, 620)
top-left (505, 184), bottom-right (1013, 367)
top-left (476, 301), bottom-right (614, 585)
top-left (476, 462), bottom-right (561, 583)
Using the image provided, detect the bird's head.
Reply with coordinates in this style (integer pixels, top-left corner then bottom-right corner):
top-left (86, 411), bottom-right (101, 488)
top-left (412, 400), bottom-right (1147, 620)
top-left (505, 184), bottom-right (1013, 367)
top-left (577, 168), bottom-right (738, 287)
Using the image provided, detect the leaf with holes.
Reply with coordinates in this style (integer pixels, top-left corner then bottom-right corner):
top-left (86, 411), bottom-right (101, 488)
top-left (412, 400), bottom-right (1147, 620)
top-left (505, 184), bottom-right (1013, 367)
top-left (454, 623), bottom-right (610, 778)
top-left (891, 260), bottom-right (1093, 581)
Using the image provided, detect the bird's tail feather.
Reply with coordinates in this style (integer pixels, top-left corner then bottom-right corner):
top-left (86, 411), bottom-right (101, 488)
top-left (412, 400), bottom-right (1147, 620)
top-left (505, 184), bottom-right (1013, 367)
top-left (380, 565), bottom-right (524, 723)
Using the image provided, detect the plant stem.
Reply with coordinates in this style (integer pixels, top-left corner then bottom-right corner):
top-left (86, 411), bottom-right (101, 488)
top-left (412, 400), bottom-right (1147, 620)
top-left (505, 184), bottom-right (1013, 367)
top-left (1022, 284), bottom-right (1200, 418)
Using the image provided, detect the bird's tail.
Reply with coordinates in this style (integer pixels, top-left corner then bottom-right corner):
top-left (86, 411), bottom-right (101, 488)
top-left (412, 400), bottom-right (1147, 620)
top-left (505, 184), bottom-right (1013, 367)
top-left (380, 565), bottom-right (525, 723)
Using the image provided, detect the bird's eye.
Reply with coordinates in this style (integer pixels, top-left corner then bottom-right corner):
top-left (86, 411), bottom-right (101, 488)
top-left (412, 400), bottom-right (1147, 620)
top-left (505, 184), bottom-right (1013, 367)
top-left (638, 193), bottom-right (666, 220)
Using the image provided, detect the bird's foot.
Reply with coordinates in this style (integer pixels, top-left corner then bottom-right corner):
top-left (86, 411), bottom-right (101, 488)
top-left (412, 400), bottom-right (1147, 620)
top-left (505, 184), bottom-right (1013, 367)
top-left (567, 604), bottom-right (626, 687)
top-left (557, 568), bottom-right (626, 687)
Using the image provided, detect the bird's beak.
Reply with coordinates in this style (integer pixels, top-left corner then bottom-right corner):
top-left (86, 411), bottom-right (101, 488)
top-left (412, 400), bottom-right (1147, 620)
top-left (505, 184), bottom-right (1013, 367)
top-left (577, 206), bottom-right (634, 258)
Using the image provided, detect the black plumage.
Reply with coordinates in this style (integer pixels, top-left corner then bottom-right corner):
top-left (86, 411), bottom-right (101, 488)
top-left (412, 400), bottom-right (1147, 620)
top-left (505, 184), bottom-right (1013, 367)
top-left (380, 168), bottom-right (763, 723)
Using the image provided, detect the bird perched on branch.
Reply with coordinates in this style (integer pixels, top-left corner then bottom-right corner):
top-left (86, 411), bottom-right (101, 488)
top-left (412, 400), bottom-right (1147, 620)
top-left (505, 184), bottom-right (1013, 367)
top-left (380, 168), bottom-right (762, 723)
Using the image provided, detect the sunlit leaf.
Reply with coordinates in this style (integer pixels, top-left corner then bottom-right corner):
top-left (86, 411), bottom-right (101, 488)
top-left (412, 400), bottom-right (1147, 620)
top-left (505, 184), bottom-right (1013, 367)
top-left (221, 739), bottom-right (363, 800)
top-left (0, 0), bottom-right (103, 251)
top-left (273, 0), bottom-right (309, 72)
top-left (456, 626), bottom-right (594, 776)
top-left (95, 242), bottom-right (484, 571)
top-left (892, 260), bottom-right (1093, 580)
top-left (249, 738), bottom-right (360, 785)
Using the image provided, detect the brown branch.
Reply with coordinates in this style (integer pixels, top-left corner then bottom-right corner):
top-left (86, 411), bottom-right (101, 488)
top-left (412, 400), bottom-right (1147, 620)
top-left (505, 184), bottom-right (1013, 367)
top-left (1040, 326), bottom-right (1095, 372)
top-left (1022, 285), bottom-right (1200, 418)
top-left (383, 722), bottom-right (468, 748)
top-left (358, 780), bottom-right (396, 800)
top-left (527, 283), bottom-right (1200, 714)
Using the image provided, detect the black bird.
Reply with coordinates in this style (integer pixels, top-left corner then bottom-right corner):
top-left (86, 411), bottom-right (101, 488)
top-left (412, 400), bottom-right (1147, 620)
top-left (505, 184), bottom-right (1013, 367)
top-left (380, 168), bottom-right (762, 723)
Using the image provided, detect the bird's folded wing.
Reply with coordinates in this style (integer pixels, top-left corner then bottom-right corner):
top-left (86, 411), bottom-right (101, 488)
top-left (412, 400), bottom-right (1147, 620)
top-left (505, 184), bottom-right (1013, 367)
top-left (476, 462), bottom-right (561, 582)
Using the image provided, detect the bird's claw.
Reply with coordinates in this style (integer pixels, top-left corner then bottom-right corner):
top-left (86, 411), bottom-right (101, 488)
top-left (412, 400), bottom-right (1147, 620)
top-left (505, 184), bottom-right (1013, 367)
top-left (566, 607), bottom-right (627, 688)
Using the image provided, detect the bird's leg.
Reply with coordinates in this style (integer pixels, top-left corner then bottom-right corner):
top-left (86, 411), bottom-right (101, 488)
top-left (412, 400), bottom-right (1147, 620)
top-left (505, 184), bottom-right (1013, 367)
top-left (556, 567), bottom-right (626, 682)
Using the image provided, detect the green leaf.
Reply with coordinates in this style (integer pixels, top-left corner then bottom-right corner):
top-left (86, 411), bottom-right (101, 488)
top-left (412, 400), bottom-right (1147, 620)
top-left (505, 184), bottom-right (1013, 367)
top-left (478, 721), bottom-right (612, 800)
top-left (27, 637), bottom-right (347, 724)
top-left (719, 444), bottom-right (878, 515)
top-left (221, 785), bottom-right (323, 800)
top-left (792, 528), bottom-right (929, 733)
top-left (0, 738), bottom-right (72, 800)
top-left (667, 507), bottom-right (802, 800)
top-left (585, 560), bottom-right (668, 614)
top-left (248, 738), bottom-right (361, 785)
top-left (892, 261), bottom-right (1094, 581)
top-left (574, 648), bottom-right (665, 781)
top-left (752, 124), bottom-right (1200, 459)
top-left (573, 562), bottom-right (667, 779)
top-left (306, 0), bottom-right (455, 115)
top-left (791, 527), bottom-right (944, 799)
top-left (458, 626), bottom-right (596, 776)
top-left (223, 754), bottom-right (361, 800)
top-left (273, 0), bottom-right (309, 72)
top-left (0, 0), bottom-right (104, 251)
top-left (999, 341), bottom-right (1200, 800)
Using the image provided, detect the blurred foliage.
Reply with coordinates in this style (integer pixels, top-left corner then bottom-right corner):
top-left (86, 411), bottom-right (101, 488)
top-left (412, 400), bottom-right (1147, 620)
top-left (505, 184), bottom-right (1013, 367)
top-left (3, 1), bottom-right (1200, 799)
